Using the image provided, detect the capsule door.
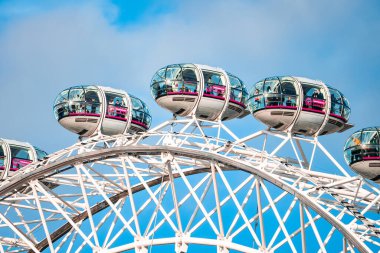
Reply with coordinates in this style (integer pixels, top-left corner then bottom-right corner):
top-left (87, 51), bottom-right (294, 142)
top-left (292, 82), bottom-right (328, 135)
top-left (101, 91), bottom-right (129, 135)
top-left (197, 69), bottom-right (228, 120)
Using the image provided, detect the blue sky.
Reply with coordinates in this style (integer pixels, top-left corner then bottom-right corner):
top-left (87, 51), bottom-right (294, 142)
top-left (0, 0), bottom-right (379, 168)
top-left (0, 0), bottom-right (379, 173)
top-left (0, 0), bottom-right (380, 251)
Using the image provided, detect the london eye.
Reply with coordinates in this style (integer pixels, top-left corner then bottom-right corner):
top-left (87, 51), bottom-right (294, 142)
top-left (0, 64), bottom-right (379, 253)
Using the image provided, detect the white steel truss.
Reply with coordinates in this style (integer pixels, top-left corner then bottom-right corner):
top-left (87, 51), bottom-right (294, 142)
top-left (0, 117), bottom-right (378, 252)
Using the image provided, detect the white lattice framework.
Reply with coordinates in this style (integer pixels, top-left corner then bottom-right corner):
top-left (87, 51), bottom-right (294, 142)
top-left (0, 116), bottom-right (379, 252)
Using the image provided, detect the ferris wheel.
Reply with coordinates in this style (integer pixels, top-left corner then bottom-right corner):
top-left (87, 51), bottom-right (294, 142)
top-left (0, 64), bottom-right (379, 253)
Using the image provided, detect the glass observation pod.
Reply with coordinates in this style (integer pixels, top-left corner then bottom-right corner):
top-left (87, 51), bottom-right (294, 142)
top-left (150, 64), bottom-right (249, 121)
top-left (344, 127), bottom-right (380, 182)
top-left (53, 85), bottom-right (152, 137)
top-left (0, 138), bottom-right (48, 180)
top-left (247, 76), bottom-right (353, 136)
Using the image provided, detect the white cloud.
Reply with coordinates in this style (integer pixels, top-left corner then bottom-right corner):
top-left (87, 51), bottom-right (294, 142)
top-left (0, 0), bottom-right (379, 155)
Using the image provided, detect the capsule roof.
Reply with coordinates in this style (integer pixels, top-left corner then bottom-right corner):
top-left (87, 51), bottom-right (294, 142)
top-left (247, 76), bottom-right (352, 136)
top-left (54, 85), bottom-right (152, 137)
top-left (150, 63), bottom-right (249, 121)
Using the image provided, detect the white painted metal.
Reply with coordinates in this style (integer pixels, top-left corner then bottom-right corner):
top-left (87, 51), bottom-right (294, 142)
top-left (0, 118), bottom-right (378, 252)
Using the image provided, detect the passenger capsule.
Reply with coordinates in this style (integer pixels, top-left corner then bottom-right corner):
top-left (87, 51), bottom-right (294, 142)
top-left (247, 76), bottom-right (353, 136)
top-left (344, 127), bottom-right (380, 182)
top-left (0, 138), bottom-right (48, 180)
top-left (150, 64), bottom-right (249, 121)
top-left (54, 86), bottom-right (152, 136)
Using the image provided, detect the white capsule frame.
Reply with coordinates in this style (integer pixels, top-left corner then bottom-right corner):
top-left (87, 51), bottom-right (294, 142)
top-left (54, 85), bottom-right (151, 137)
top-left (150, 64), bottom-right (249, 121)
top-left (247, 76), bottom-right (352, 136)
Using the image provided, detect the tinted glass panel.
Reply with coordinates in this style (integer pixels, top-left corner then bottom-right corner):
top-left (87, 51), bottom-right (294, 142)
top-left (301, 83), bottom-right (326, 111)
top-left (228, 73), bottom-right (247, 104)
top-left (329, 88), bottom-right (343, 116)
top-left (228, 74), bottom-right (242, 88)
top-left (182, 68), bottom-right (198, 92)
top-left (361, 130), bottom-right (379, 145)
top-left (105, 92), bottom-right (127, 120)
top-left (54, 86), bottom-right (101, 120)
top-left (150, 65), bottom-right (199, 98)
top-left (203, 71), bottom-right (225, 98)
top-left (84, 88), bottom-right (101, 114)
top-left (54, 89), bottom-right (69, 105)
top-left (10, 146), bottom-right (30, 160)
top-left (34, 147), bottom-right (48, 160)
top-left (264, 78), bottom-right (281, 94)
top-left (248, 81), bottom-right (265, 111)
top-left (54, 89), bottom-right (70, 120)
top-left (152, 68), bottom-right (166, 84)
top-left (345, 131), bottom-right (362, 149)
top-left (342, 96), bottom-right (351, 119)
top-left (280, 78), bottom-right (298, 107)
top-left (67, 88), bottom-right (86, 113)
top-left (0, 146), bottom-right (4, 168)
top-left (130, 96), bottom-right (151, 128)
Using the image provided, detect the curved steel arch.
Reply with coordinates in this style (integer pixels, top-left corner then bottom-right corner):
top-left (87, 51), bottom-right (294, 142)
top-left (0, 144), bottom-right (371, 252)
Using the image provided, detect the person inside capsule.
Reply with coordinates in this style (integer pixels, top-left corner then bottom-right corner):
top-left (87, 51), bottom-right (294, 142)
top-left (204, 73), bottom-right (225, 98)
top-left (303, 86), bottom-right (325, 111)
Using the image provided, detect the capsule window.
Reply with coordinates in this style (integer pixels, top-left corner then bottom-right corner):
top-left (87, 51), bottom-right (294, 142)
top-left (68, 88), bottom-right (87, 114)
top-left (0, 146), bottom-right (4, 169)
top-left (152, 68), bottom-right (166, 84)
top-left (182, 68), bottom-right (198, 92)
top-left (10, 146), bottom-right (32, 170)
top-left (342, 97), bottom-right (351, 120)
top-left (34, 147), bottom-right (48, 161)
top-left (10, 146), bottom-right (30, 160)
top-left (151, 65), bottom-right (199, 98)
top-left (203, 71), bottom-right (225, 98)
top-left (345, 132), bottom-right (362, 149)
top-left (301, 83), bottom-right (326, 111)
top-left (54, 89), bottom-right (70, 120)
top-left (105, 93), bottom-right (127, 120)
top-left (228, 74), bottom-right (246, 103)
top-left (329, 89), bottom-right (343, 116)
top-left (249, 81), bottom-right (265, 111)
top-left (84, 89), bottom-right (101, 114)
top-left (151, 68), bottom-right (166, 98)
top-left (55, 89), bottom-right (69, 105)
top-left (163, 67), bottom-right (180, 93)
top-left (264, 78), bottom-right (280, 94)
top-left (130, 96), bottom-right (151, 128)
top-left (264, 78), bottom-right (282, 107)
top-left (361, 130), bottom-right (379, 145)
top-left (279, 78), bottom-right (298, 107)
